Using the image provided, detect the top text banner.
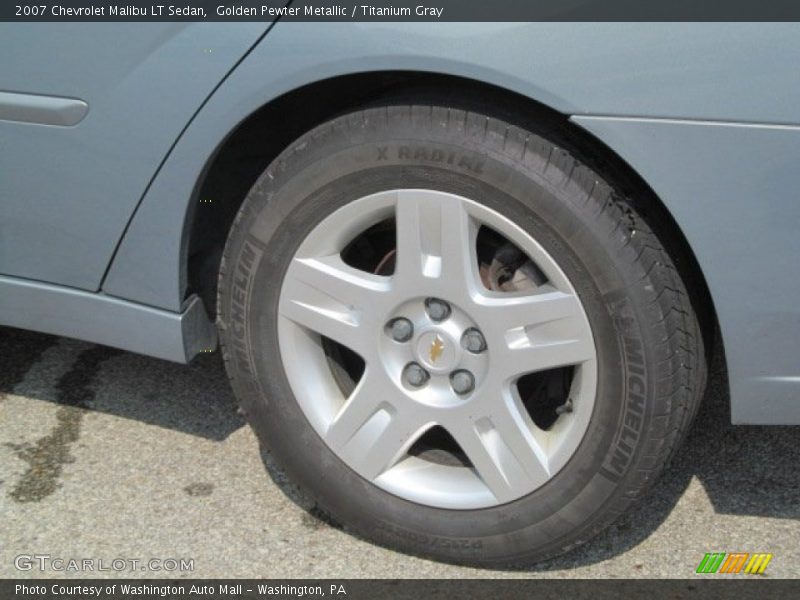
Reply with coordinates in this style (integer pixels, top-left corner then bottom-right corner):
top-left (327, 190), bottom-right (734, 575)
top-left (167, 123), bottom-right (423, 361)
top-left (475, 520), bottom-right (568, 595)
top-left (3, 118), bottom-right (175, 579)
top-left (5, 0), bottom-right (800, 22)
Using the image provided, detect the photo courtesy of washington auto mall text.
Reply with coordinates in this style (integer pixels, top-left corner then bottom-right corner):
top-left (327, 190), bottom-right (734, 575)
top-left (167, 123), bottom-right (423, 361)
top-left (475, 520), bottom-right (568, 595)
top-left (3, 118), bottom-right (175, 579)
top-left (14, 583), bottom-right (347, 598)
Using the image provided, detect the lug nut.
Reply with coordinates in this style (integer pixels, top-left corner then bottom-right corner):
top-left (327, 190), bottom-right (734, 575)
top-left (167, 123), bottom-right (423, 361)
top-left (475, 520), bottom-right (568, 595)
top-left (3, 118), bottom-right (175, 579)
top-left (389, 318), bottom-right (413, 342)
top-left (450, 370), bottom-right (475, 395)
top-left (462, 328), bottom-right (487, 353)
top-left (425, 298), bottom-right (451, 322)
top-left (404, 362), bottom-right (429, 387)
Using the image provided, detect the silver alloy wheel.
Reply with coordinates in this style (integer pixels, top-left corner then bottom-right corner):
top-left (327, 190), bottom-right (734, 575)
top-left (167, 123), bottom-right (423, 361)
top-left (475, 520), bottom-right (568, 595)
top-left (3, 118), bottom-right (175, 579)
top-left (277, 189), bottom-right (597, 509)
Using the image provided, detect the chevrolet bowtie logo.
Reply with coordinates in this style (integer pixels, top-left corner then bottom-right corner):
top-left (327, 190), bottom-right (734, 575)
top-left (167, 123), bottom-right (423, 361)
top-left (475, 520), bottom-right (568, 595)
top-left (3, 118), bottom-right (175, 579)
top-left (429, 335), bottom-right (445, 363)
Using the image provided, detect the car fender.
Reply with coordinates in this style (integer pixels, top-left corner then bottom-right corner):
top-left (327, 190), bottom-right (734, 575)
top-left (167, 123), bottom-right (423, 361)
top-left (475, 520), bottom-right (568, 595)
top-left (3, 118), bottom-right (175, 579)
top-left (103, 22), bottom-right (800, 423)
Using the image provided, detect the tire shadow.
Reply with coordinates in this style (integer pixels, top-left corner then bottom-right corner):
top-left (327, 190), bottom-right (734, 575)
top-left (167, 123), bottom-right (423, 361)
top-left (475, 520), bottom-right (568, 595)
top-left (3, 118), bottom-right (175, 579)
top-left (0, 326), bottom-right (245, 442)
top-left (2, 326), bottom-right (797, 568)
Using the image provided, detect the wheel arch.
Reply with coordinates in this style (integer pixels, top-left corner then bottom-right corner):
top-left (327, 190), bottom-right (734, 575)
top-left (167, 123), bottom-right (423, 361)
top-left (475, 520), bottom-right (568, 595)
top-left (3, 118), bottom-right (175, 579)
top-left (100, 66), bottom-right (721, 389)
top-left (183, 70), bottom-right (721, 370)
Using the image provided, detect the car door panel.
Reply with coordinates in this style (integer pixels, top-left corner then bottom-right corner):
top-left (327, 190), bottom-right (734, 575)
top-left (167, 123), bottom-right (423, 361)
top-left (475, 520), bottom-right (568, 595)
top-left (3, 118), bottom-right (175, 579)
top-left (0, 22), bottom-right (269, 290)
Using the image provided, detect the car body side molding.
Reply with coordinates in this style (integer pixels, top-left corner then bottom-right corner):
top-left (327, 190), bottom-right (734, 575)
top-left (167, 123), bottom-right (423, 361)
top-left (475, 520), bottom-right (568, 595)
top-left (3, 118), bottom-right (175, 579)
top-left (0, 91), bottom-right (88, 126)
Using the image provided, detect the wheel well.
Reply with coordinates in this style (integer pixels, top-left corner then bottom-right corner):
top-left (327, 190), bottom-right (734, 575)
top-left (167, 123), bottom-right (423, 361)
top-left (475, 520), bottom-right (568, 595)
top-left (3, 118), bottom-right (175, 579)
top-left (186, 70), bottom-right (720, 362)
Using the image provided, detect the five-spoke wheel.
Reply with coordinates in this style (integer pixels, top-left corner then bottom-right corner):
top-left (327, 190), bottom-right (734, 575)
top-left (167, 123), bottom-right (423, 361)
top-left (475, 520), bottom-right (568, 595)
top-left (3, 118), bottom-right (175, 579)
top-left (278, 190), bottom-right (597, 508)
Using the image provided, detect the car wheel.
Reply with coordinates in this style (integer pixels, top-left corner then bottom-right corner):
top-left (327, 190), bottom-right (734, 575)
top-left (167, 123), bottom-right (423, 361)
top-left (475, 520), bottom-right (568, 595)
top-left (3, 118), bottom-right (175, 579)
top-left (217, 105), bottom-right (706, 565)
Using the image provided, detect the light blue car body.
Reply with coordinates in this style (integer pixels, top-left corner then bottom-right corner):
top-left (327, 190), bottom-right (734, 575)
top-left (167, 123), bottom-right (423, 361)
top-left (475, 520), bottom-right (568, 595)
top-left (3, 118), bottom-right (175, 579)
top-left (1, 22), bottom-right (798, 424)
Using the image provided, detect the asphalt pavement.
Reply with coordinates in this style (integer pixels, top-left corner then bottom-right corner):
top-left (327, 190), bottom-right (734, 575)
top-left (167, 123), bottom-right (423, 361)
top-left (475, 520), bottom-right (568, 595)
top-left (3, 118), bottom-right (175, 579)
top-left (1, 326), bottom-right (798, 578)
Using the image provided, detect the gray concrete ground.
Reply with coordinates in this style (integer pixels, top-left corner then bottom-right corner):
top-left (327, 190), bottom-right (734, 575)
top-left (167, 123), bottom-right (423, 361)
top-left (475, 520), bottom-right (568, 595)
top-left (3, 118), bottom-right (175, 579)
top-left (1, 326), bottom-right (798, 579)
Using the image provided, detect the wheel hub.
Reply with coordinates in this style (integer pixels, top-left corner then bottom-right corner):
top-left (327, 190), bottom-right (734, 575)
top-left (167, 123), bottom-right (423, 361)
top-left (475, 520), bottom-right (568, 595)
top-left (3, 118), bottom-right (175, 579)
top-left (382, 296), bottom-right (489, 406)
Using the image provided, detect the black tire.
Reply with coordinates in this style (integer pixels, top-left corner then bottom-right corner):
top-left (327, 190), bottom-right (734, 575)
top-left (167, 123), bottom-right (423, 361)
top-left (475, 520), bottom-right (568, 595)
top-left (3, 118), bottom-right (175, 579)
top-left (217, 105), bottom-right (706, 566)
